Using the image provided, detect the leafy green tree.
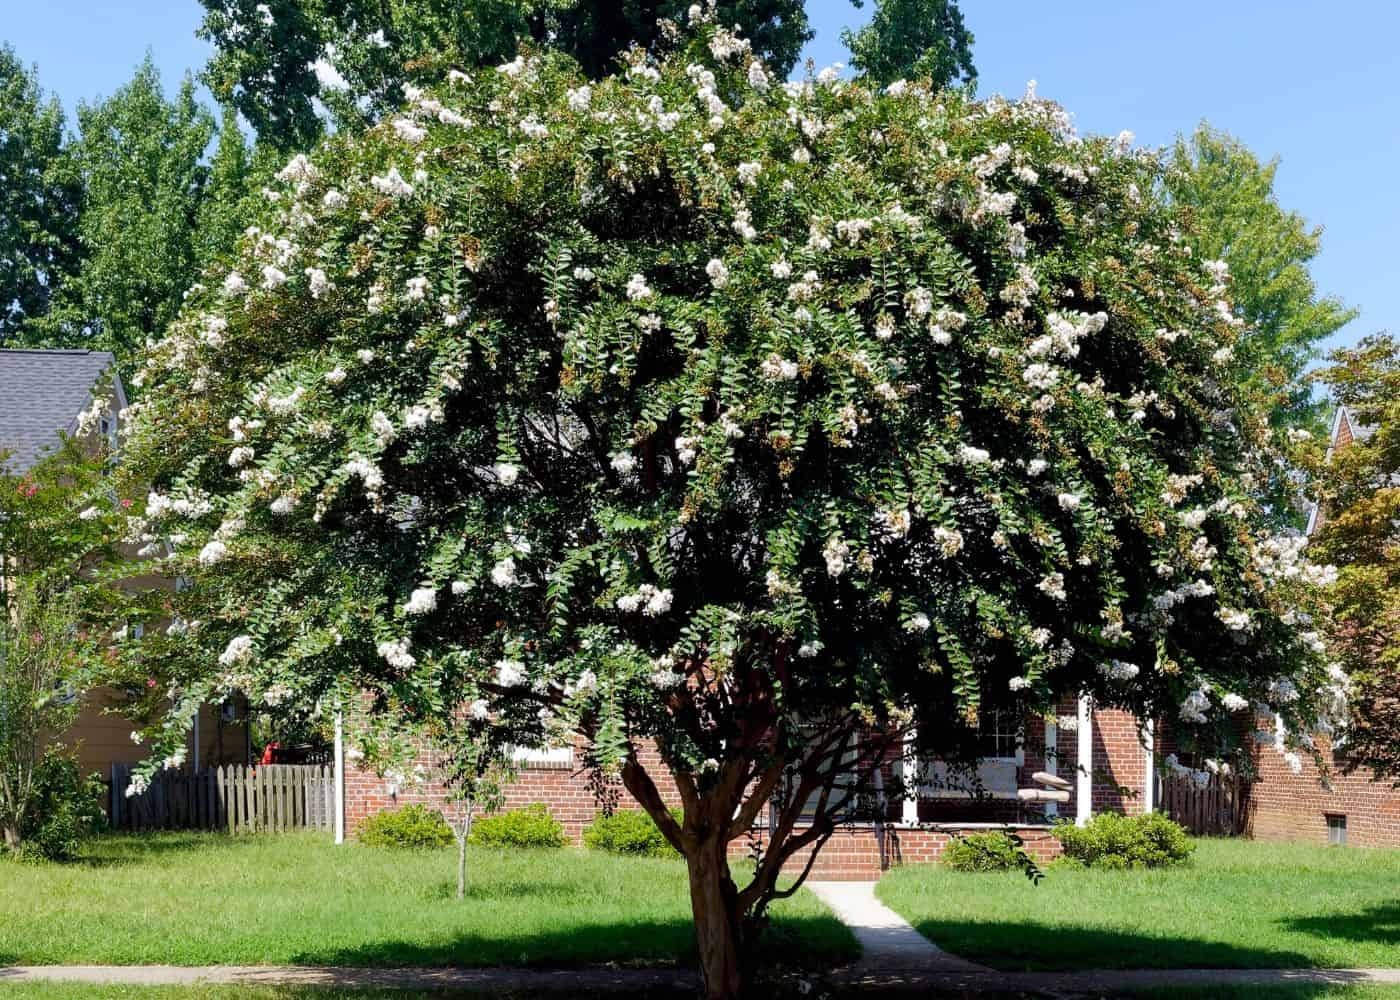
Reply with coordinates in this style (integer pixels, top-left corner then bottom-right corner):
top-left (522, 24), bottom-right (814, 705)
top-left (198, 0), bottom-right (811, 149)
top-left (0, 45), bottom-right (81, 345)
top-left (843, 0), bottom-right (976, 88)
top-left (194, 106), bottom-right (255, 268)
top-left (123, 22), bottom-right (1338, 998)
top-left (43, 59), bottom-right (215, 370)
top-left (0, 441), bottom-right (123, 854)
top-left (1166, 125), bottom-right (1355, 432)
top-left (1306, 336), bottom-right (1400, 784)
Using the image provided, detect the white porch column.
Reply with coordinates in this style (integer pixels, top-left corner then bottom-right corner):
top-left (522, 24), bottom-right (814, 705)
top-left (901, 727), bottom-right (920, 827)
top-left (1142, 718), bottom-right (1156, 814)
top-left (1075, 694), bottom-right (1093, 827)
top-left (333, 710), bottom-right (346, 845)
top-left (1044, 718), bottom-right (1058, 818)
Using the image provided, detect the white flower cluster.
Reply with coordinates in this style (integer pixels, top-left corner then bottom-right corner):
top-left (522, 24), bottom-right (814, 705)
top-left (219, 635), bottom-right (253, 666)
top-left (1099, 659), bottom-right (1140, 681)
top-left (823, 537), bottom-right (849, 577)
top-left (616, 584), bottom-right (674, 616)
top-left (403, 587), bottom-right (437, 615)
top-left (1179, 685), bottom-right (1211, 724)
top-left (377, 638), bottom-right (415, 670)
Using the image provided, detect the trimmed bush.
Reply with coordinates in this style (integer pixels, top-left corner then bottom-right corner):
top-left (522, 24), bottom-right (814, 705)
top-left (12, 753), bottom-right (106, 863)
top-left (468, 803), bottom-right (567, 849)
top-left (357, 804), bottom-right (454, 850)
top-left (1054, 812), bottom-right (1195, 869)
top-left (583, 809), bottom-right (680, 858)
top-left (942, 831), bottom-right (1023, 872)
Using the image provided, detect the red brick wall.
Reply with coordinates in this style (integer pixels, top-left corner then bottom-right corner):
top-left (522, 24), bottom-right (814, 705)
top-left (342, 703), bottom-right (1160, 879)
top-left (746, 824), bottom-right (1063, 880)
top-left (1247, 736), bottom-right (1400, 849)
top-left (1092, 706), bottom-right (1151, 815)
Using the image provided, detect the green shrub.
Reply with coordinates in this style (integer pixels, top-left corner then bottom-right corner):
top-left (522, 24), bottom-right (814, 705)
top-left (13, 752), bottom-right (106, 863)
top-left (468, 803), bottom-right (567, 849)
top-left (1054, 812), bottom-right (1195, 869)
top-left (357, 804), bottom-right (454, 850)
top-left (583, 809), bottom-right (680, 858)
top-left (942, 831), bottom-right (1023, 872)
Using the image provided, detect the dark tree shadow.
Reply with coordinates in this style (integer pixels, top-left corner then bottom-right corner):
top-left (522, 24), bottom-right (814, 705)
top-left (903, 918), bottom-right (1318, 972)
top-left (288, 912), bottom-right (856, 973)
top-left (1282, 902), bottom-right (1400, 947)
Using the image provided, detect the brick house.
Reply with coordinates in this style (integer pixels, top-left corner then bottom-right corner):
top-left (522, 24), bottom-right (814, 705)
top-left (1244, 405), bottom-right (1400, 849)
top-left (343, 695), bottom-right (1158, 878)
top-left (0, 348), bottom-right (248, 791)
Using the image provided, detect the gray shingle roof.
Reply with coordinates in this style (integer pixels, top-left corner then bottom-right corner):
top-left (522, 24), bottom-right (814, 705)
top-left (0, 349), bottom-right (123, 473)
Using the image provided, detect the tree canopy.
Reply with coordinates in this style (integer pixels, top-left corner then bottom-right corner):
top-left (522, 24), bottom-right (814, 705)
top-left (1166, 125), bottom-right (1355, 433)
top-left (120, 19), bottom-right (1339, 999)
top-left (0, 45), bottom-right (81, 345)
top-left (1306, 337), bottom-right (1400, 785)
top-left (197, 0), bottom-right (813, 149)
top-left (843, 0), bottom-right (975, 88)
top-left (38, 59), bottom-right (215, 370)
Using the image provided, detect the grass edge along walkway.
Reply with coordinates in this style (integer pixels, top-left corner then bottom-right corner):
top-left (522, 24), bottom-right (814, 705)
top-left (5, 963), bottom-right (1400, 995)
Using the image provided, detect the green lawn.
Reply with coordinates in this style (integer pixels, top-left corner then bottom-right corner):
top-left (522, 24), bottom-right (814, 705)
top-left (0, 832), bottom-right (856, 970)
top-left (876, 837), bottom-right (1400, 971)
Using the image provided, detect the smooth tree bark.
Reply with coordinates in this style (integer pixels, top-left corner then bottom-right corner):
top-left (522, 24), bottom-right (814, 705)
top-left (449, 802), bottom-right (475, 901)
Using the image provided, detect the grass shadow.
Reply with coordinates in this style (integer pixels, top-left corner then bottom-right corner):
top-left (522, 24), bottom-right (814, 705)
top-left (1282, 903), bottom-right (1400, 947)
top-left (288, 913), bottom-right (855, 972)
top-left (65, 830), bottom-right (260, 868)
top-left (904, 918), bottom-right (1319, 972)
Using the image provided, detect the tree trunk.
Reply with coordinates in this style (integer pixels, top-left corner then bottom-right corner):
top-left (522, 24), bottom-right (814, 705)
top-left (686, 833), bottom-right (745, 1000)
top-left (1, 822), bottom-right (19, 852)
top-left (453, 805), bottom-right (473, 901)
top-left (456, 832), bottom-right (467, 900)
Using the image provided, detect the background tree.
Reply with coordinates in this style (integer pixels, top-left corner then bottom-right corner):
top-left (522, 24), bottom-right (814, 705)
top-left (0, 440), bottom-right (122, 854)
top-left (198, 0), bottom-right (811, 150)
top-left (194, 106), bottom-right (260, 269)
top-left (122, 22), bottom-right (1340, 998)
top-left (40, 60), bottom-right (215, 371)
top-left (843, 0), bottom-right (975, 87)
top-left (1166, 125), bottom-right (1355, 433)
top-left (0, 45), bottom-right (81, 345)
top-left (1306, 336), bottom-right (1400, 783)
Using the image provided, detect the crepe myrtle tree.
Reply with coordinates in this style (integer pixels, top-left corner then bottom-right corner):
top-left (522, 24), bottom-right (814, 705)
top-left (353, 706), bottom-right (513, 900)
top-left (119, 15), bottom-right (1344, 998)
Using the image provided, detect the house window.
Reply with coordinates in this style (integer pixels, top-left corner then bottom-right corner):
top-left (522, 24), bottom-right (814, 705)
top-left (977, 709), bottom-right (1020, 760)
top-left (1326, 814), bottom-right (1347, 846)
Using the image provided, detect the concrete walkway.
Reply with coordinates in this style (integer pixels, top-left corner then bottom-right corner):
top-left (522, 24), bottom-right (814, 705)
top-left (7, 964), bottom-right (1400, 995)
top-left (806, 880), bottom-right (990, 973)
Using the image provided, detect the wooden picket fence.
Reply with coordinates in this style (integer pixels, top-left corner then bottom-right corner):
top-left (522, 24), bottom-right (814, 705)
top-left (110, 763), bottom-right (336, 833)
top-left (1160, 770), bottom-right (1248, 836)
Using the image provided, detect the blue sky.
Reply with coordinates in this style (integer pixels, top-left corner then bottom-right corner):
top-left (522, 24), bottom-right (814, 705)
top-left (4, 1), bottom-right (1394, 356)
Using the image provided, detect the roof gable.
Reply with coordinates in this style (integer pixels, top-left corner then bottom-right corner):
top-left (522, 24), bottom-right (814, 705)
top-left (0, 349), bottom-right (122, 473)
